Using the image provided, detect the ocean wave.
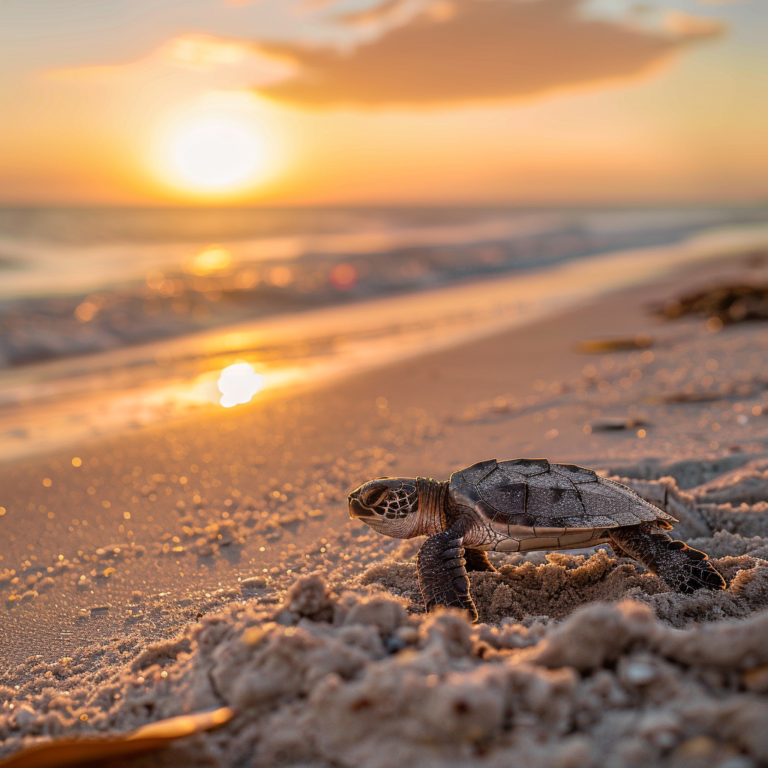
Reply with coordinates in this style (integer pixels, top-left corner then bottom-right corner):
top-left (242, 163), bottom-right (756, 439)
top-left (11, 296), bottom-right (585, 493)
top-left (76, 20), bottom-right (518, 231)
top-left (1, 205), bottom-right (766, 369)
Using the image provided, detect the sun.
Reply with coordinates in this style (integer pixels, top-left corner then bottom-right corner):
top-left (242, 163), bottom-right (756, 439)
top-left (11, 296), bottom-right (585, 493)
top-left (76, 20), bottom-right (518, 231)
top-left (171, 120), bottom-right (265, 191)
top-left (154, 98), bottom-right (286, 199)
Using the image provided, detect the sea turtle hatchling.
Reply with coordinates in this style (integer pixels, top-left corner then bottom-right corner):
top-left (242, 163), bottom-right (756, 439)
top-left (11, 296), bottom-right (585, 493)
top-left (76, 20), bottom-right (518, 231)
top-left (348, 458), bottom-right (725, 621)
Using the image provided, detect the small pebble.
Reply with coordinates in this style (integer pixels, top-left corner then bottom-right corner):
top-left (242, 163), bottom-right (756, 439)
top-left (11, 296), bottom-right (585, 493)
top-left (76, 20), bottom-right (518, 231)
top-left (623, 661), bottom-right (657, 685)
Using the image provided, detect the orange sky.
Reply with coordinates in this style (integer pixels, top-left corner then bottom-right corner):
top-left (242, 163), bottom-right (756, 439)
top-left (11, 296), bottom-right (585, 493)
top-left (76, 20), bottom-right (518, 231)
top-left (0, 0), bottom-right (765, 205)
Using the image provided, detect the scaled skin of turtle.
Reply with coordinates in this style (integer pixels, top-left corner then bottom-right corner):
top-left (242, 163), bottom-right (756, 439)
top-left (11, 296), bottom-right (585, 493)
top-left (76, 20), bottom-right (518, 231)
top-left (348, 458), bottom-right (725, 622)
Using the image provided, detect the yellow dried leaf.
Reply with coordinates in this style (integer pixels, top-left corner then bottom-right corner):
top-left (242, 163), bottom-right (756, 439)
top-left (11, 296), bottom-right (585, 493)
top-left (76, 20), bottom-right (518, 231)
top-left (0, 707), bottom-right (235, 768)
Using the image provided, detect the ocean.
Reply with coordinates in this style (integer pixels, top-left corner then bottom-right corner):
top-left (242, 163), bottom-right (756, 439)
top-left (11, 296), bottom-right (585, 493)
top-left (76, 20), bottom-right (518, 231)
top-left (2, 205), bottom-right (767, 368)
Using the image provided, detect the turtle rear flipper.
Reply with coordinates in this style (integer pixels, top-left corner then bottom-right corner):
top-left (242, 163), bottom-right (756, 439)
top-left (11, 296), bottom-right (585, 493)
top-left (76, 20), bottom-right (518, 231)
top-left (609, 523), bottom-right (726, 594)
top-left (417, 532), bottom-right (478, 621)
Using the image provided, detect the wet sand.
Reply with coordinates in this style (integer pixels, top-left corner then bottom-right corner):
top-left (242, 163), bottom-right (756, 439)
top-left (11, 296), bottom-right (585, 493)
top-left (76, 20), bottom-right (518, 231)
top-left (2, 246), bottom-right (768, 766)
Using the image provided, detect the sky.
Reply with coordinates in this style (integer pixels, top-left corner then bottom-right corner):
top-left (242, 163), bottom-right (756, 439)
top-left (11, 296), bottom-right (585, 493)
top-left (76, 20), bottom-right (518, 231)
top-left (0, 0), bottom-right (765, 206)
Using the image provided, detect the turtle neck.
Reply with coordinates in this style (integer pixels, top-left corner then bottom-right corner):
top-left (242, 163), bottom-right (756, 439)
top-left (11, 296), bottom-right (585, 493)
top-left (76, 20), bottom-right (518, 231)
top-left (415, 478), bottom-right (448, 536)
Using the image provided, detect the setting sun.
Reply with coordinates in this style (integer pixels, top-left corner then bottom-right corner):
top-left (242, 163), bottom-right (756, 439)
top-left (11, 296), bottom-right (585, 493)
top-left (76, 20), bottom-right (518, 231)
top-left (171, 120), bottom-right (264, 190)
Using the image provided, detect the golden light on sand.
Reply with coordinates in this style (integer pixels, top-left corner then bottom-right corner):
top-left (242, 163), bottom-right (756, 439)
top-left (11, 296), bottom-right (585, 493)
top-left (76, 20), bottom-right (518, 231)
top-left (171, 120), bottom-right (265, 191)
top-left (217, 363), bottom-right (264, 408)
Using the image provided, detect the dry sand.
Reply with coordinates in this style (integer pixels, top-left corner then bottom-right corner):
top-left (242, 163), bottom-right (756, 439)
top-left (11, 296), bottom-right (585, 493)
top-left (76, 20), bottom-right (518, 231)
top-left (2, 250), bottom-right (768, 766)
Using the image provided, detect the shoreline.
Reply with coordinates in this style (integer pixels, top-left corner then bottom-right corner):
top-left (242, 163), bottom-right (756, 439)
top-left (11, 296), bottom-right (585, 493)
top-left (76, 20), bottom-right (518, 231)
top-left (2, 222), bottom-right (768, 463)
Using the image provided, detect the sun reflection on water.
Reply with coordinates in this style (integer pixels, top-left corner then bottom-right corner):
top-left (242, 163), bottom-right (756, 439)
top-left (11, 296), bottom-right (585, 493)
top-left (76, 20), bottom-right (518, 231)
top-left (217, 363), bottom-right (264, 408)
top-left (185, 245), bottom-right (232, 276)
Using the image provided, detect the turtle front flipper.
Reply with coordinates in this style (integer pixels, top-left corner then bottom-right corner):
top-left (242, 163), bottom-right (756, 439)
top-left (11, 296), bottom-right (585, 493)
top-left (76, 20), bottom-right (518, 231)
top-left (609, 523), bottom-right (726, 593)
top-left (417, 532), bottom-right (478, 622)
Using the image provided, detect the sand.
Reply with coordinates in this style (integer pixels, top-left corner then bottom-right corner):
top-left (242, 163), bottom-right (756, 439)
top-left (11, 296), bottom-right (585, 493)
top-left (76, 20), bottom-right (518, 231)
top-left (2, 248), bottom-right (768, 766)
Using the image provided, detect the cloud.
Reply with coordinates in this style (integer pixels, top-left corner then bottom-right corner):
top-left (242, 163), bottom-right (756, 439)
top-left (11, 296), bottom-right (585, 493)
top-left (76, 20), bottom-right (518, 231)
top-left (335, 0), bottom-right (416, 26)
top-left (297, 0), bottom-right (346, 11)
top-left (47, 34), bottom-right (288, 86)
top-left (255, 0), bottom-right (725, 108)
top-left (662, 10), bottom-right (726, 36)
top-left (164, 36), bottom-right (262, 70)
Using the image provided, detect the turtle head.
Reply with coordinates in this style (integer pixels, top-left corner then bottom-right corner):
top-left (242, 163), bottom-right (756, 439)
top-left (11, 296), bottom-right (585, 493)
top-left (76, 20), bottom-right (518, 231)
top-left (348, 477), bottom-right (421, 538)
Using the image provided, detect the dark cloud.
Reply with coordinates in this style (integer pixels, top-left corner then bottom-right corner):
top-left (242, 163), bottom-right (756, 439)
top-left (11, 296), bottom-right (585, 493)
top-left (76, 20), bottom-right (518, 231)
top-left (256, 0), bottom-right (724, 107)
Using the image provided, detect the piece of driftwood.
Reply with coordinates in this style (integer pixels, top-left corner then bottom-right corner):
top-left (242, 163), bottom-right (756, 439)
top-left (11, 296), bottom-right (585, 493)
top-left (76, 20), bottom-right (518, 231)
top-left (589, 418), bottom-right (647, 432)
top-left (577, 334), bottom-right (652, 354)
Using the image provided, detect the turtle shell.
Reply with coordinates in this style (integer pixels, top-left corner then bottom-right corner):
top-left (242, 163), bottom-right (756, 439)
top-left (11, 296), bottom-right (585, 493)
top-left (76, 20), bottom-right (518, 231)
top-left (450, 458), bottom-right (676, 552)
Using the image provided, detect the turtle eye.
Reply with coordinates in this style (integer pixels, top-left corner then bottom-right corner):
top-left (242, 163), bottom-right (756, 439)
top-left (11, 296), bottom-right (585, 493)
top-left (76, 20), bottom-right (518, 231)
top-left (364, 487), bottom-right (389, 508)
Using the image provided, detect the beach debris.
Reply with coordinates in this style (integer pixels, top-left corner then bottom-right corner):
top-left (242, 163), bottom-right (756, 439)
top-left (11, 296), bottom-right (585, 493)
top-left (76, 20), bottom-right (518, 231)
top-left (589, 417), bottom-right (647, 431)
top-left (645, 390), bottom-right (721, 404)
top-left (240, 576), bottom-right (268, 591)
top-left (88, 605), bottom-right (110, 617)
top-left (643, 381), bottom-right (758, 404)
top-left (577, 333), bottom-right (652, 353)
top-left (659, 283), bottom-right (768, 324)
top-left (0, 707), bottom-right (234, 768)
top-left (349, 458), bottom-right (725, 622)
top-left (452, 392), bottom-right (546, 423)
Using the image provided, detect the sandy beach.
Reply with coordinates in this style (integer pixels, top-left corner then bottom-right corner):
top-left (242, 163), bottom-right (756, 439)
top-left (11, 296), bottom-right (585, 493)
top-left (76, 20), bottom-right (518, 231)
top-left (4, 0), bottom-right (768, 758)
top-left (2, 243), bottom-right (768, 767)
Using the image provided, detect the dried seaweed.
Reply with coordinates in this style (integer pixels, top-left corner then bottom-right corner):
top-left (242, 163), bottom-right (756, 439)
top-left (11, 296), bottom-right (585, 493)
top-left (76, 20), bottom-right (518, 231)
top-left (659, 283), bottom-right (768, 324)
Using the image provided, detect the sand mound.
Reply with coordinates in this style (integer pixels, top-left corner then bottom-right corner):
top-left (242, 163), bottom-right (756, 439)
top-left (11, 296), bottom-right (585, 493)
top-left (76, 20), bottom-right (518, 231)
top-left (359, 547), bottom-right (768, 628)
top-left (2, 469), bottom-right (768, 767)
top-left (4, 577), bottom-right (768, 768)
